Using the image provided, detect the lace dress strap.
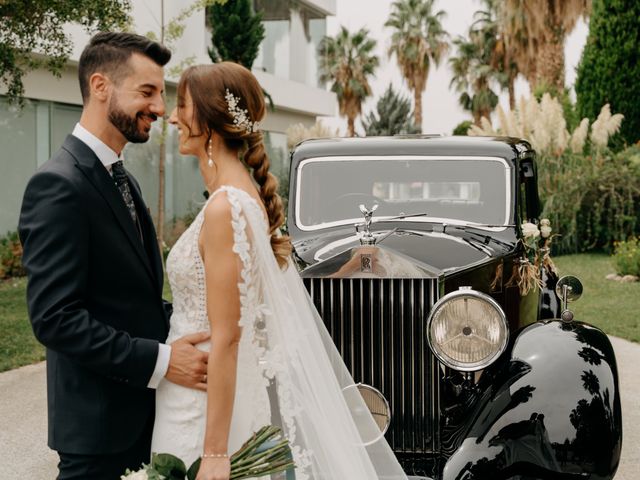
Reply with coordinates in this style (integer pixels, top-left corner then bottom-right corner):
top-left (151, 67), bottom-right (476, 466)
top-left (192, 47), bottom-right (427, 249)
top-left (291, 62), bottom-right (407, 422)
top-left (207, 186), bottom-right (258, 329)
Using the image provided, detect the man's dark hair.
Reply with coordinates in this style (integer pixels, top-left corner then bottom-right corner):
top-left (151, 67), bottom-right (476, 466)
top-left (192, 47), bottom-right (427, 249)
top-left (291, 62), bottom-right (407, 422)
top-left (78, 32), bottom-right (171, 103)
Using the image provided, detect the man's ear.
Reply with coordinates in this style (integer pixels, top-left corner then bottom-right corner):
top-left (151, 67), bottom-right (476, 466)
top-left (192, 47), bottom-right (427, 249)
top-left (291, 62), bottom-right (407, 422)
top-left (89, 72), bottom-right (111, 103)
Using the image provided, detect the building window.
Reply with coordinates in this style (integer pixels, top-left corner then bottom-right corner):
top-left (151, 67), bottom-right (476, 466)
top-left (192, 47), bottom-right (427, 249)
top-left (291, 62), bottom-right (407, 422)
top-left (302, 6), bottom-right (326, 88)
top-left (254, 0), bottom-right (291, 79)
top-left (0, 97), bottom-right (82, 234)
top-left (254, 0), bottom-right (327, 88)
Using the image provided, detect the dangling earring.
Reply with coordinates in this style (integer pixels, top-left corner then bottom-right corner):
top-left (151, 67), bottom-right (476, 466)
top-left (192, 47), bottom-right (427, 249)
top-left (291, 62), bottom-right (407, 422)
top-left (207, 138), bottom-right (214, 167)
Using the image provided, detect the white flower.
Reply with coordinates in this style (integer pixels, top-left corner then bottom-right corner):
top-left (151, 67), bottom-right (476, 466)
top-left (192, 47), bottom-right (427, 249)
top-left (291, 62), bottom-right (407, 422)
top-left (590, 104), bottom-right (624, 149)
top-left (521, 222), bottom-right (540, 238)
top-left (540, 225), bottom-right (552, 238)
top-left (570, 118), bottom-right (590, 153)
top-left (120, 469), bottom-right (151, 480)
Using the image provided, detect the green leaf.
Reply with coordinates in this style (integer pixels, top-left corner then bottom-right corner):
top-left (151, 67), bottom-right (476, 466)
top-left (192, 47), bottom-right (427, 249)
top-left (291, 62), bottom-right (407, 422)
top-left (151, 452), bottom-right (187, 479)
top-left (187, 457), bottom-right (201, 480)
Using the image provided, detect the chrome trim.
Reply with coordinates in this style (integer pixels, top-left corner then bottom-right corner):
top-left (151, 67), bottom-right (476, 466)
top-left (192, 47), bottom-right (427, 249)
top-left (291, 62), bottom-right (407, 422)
top-left (295, 155), bottom-right (512, 233)
top-left (426, 288), bottom-right (509, 372)
top-left (341, 383), bottom-right (392, 445)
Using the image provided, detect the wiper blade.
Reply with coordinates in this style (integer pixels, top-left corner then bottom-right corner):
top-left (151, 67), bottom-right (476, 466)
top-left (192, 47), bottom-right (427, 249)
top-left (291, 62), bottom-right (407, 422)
top-left (446, 223), bottom-right (515, 230)
top-left (376, 212), bottom-right (430, 222)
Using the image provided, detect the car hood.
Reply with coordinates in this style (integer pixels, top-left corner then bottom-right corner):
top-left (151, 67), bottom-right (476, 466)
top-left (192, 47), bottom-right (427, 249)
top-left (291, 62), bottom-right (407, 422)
top-left (294, 227), bottom-right (517, 278)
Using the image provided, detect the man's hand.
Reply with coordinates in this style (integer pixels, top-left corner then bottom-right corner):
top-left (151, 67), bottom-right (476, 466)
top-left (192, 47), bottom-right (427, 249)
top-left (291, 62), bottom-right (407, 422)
top-left (165, 331), bottom-right (210, 391)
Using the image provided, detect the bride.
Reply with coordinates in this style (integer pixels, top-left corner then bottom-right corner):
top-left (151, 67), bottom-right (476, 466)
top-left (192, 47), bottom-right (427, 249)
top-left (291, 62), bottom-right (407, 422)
top-left (151, 61), bottom-right (407, 480)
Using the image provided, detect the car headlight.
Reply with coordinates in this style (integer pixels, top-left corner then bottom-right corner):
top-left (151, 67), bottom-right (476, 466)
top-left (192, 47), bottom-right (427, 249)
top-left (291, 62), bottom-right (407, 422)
top-left (427, 287), bottom-right (508, 371)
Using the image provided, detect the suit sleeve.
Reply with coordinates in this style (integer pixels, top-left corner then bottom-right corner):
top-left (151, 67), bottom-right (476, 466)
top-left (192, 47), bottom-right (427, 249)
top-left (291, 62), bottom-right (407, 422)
top-left (18, 170), bottom-right (159, 388)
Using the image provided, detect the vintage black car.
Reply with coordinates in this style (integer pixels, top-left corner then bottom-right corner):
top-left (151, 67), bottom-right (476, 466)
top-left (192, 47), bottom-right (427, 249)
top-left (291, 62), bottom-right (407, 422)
top-left (287, 136), bottom-right (622, 480)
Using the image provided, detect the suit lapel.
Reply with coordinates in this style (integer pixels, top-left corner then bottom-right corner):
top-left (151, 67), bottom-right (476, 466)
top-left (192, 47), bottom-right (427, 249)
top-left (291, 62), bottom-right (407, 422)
top-left (128, 177), bottom-right (164, 294)
top-left (62, 135), bottom-right (157, 287)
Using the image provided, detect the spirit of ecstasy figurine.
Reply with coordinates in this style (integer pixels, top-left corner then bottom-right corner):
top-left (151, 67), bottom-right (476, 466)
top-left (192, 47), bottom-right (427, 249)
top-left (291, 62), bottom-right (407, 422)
top-left (358, 203), bottom-right (378, 245)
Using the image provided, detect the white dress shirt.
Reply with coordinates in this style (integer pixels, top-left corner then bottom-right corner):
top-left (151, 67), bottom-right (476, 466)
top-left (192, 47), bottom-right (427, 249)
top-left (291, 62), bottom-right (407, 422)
top-left (72, 123), bottom-right (171, 389)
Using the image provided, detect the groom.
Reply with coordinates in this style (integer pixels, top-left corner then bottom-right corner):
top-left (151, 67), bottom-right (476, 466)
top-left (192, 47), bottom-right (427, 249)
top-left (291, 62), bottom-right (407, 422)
top-left (19, 32), bottom-right (209, 479)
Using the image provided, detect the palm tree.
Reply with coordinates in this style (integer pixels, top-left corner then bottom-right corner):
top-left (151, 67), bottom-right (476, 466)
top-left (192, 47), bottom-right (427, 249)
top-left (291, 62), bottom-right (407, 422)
top-left (472, 0), bottom-right (518, 109)
top-left (318, 26), bottom-right (379, 137)
top-left (499, 0), bottom-right (590, 91)
top-left (385, 0), bottom-right (449, 129)
top-left (448, 33), bottom-right (499, 125)
top-left (361, 84), bottom-right (420, 136)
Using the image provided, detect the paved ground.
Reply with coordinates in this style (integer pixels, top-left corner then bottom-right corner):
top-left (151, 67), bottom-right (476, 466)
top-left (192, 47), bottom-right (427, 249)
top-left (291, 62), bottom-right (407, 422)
top-left (1, 336), bottom-right (638, 479)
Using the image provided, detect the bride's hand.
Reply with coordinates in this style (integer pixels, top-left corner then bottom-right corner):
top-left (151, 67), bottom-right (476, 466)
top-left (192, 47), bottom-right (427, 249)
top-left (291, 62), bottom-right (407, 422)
top-left (196, 457), bottom-right (231, 480)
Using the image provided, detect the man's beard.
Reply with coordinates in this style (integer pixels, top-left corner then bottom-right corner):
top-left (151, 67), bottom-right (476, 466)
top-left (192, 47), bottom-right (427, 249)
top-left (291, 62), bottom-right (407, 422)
top-left (108, 97), bottom-right (156, 143)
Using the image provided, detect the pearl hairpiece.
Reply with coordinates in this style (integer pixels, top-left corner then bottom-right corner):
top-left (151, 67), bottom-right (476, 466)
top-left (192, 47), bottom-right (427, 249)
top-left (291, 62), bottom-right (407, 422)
top-left (225, 88), bottom-right (260, 134)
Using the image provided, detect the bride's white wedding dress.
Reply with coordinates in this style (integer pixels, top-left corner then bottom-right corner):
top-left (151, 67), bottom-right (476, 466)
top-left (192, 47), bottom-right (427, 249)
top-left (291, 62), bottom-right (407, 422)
top-left (151, 185), bottom-right (406, 479)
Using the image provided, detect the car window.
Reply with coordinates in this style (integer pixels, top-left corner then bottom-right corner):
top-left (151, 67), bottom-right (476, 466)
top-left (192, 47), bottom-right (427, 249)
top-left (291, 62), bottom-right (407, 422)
top-left (296, 156), bottom-right (511, 230)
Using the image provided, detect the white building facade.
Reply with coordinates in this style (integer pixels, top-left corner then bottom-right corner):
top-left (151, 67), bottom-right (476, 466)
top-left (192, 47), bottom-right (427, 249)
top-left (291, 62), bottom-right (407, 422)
top-left (0, 0), bottom-right (336, 235)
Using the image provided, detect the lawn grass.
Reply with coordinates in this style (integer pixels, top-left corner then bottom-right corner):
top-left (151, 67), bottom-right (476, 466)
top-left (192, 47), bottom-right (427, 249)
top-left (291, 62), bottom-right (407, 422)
top-left (0, 277), bottom-right (44, 372)
top-left (553, 253), bottom-right (640, 342)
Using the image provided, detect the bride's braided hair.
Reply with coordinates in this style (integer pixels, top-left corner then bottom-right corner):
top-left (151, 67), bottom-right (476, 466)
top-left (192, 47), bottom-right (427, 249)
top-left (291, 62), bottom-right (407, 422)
top-left (178, 62), bottom-right (292, 268)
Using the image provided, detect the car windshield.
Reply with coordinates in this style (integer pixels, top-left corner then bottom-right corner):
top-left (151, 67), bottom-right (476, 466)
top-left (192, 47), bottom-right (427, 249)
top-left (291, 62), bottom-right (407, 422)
top-left (295, 156), bottom-right (511, 230)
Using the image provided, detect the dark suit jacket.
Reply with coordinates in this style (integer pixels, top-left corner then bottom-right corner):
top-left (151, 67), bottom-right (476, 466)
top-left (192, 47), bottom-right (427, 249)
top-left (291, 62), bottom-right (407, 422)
top-left (18, 135), bottom-right (170, 455)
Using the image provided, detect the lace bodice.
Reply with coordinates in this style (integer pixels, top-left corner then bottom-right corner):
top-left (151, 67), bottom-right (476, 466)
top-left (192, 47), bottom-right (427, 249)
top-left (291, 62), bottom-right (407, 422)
top-left (164, 185), bottom-right (267, 342)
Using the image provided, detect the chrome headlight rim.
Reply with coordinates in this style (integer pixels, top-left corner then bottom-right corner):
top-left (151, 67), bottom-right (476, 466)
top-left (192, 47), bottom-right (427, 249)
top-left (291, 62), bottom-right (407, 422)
top-left (342, 382), bottom-right (391, 445)
top-left (427, 288), bottom-right (509, 372)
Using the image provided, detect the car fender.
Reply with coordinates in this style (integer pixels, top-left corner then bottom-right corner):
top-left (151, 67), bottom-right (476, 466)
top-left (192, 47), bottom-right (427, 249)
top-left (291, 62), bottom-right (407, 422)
top-left (442, 320), bottom-right (622, 480)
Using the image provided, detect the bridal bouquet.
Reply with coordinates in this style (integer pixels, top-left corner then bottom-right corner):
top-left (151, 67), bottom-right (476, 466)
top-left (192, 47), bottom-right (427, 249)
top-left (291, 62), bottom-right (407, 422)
top-left (121, 425), bottom-right (295, 480)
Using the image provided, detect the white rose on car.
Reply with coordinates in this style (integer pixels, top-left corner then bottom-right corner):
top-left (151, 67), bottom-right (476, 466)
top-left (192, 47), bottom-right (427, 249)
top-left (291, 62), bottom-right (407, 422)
top-left (521, 222), bottom-right (540, 238)
top-left (539, 219), bottom-right (552, 238)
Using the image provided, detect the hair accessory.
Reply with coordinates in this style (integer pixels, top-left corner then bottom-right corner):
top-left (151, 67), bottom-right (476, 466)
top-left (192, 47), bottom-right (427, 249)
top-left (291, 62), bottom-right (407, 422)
top-left (225, 88), bottom-right (260, 133)
top-left (207, 139), bottom-right (214, 167)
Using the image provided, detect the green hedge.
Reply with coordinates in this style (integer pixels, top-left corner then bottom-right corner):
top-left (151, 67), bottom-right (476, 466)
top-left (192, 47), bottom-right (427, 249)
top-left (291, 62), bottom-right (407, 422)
top-left (575, 0), bottom-right (640, 147)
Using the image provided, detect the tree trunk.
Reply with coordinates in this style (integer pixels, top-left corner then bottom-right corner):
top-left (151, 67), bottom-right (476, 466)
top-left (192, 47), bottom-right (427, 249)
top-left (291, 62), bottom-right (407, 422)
top-left (473, 110), bottom-right (481, 126)
top-left (535, 28), bottom-right (565, 92)
top-left (414, 88), bottom-right (423, 132)
top-left (347, 115), bottom-right (355, 137)
top-left (508, 74), bottom-right (516, 110)
top-left (157, 116), bottom-right (167, 254)
top-left (157, 0), bottom-right (166, 256)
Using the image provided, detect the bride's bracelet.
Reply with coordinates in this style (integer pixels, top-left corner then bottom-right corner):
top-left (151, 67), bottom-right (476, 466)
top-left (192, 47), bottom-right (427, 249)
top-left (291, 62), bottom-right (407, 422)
top-left (202, 452), bottom-right (229, 459)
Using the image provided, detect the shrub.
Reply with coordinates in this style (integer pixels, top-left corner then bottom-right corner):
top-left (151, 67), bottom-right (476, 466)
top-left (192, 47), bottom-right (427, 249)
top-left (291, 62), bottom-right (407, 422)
top-left (0, 231), bottom-right (26, 279)
top-left (469, 94), bottom-right (640, 254)
top-left (612, 238), bottom-right (640, 276)
top-left (361, 84), bottom-right (420, 136)
top-left (575, 0), bottom-right (640, 147)
top-left (285, 120), bottom-right (338, 151)
top-left (452, 120), bottom-right (473, 136)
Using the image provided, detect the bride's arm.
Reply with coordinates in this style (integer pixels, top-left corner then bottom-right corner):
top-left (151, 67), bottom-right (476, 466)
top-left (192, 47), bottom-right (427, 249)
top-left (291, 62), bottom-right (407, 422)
top-left (198, 197), bottom-right (241, 480)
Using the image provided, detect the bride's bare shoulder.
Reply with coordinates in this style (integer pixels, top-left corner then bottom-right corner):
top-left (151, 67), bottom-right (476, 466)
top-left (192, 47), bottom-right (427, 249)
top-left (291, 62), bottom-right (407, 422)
top-left (201, 192), bottom-right (234, 251)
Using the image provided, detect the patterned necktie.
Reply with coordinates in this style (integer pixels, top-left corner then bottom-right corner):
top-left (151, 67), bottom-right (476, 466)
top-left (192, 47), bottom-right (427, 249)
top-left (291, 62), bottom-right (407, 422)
top-left (111, 160), bottom-right (141, 237)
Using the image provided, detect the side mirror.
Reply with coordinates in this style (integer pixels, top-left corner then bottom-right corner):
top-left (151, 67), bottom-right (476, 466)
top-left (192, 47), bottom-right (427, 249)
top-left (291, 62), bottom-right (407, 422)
top-left (555, 275), bottom-right (583, 323)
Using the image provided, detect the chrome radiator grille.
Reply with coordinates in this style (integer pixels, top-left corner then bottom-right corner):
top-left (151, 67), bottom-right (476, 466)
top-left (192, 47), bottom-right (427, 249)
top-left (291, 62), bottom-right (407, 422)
top-left (304, 277), bottom-right (439, 453)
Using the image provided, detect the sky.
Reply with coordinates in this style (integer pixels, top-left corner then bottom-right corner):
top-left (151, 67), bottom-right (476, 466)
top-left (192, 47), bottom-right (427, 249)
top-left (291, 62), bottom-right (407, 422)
top-left (322, 0), bottom-right (589, 135)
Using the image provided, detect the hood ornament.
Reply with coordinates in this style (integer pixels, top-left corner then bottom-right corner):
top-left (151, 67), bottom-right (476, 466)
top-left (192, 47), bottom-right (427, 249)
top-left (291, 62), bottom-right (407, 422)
top-left (357, 203), bottom-right (378, 245)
